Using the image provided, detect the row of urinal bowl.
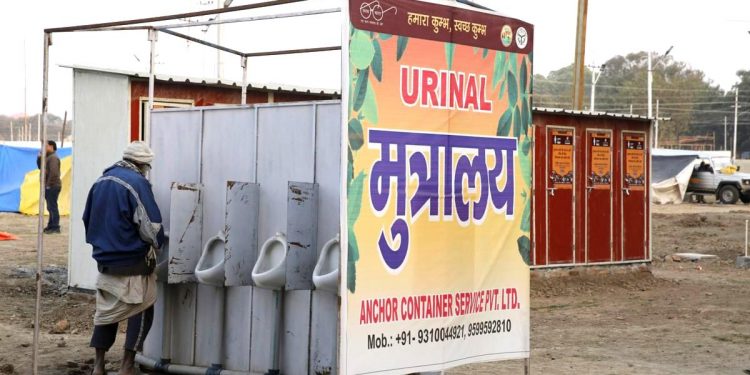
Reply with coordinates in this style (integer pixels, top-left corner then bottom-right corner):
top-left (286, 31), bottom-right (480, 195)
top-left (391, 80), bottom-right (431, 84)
top-left (194, 228), bottom-right (341, 293)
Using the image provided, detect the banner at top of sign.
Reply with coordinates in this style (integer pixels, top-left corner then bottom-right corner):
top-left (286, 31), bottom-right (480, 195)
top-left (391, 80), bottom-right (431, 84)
top-left (350, 0), bottom-right (534, 53)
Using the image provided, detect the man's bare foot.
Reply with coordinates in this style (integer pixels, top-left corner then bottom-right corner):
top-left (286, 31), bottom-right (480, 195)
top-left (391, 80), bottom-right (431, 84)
top-left (92, 349), bottom-right (106, 375)
top-left (117, 350), bottom-right (137, 375)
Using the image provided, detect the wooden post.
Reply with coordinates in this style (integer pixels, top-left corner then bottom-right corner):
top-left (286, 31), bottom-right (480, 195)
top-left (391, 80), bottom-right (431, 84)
top-left (572, 0), bottom-right (589, 110)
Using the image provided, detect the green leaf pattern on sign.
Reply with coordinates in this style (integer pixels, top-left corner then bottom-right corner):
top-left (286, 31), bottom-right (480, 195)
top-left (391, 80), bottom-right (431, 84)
top-left (347, 30), bottom-right (405, 293)
top-left (396, 36), bottom-right (409, 61)
top-left (353, 68), bottom-right (369, 112)
top-left (350, 30), bottom-right (375, 70)
top-left (362, 83), bottom-right (379, 125)
top-left (496, 108), bottom-right (513, 137)
top-left (517, 236), bottom-right (531, 266)
top-left (348, 119), bottom-right (364, 151)
top-left (372, 39), bottom-right (383, 82)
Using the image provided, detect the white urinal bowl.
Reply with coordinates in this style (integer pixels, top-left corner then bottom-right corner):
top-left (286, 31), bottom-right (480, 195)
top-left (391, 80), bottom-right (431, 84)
top-left (313, 234), bottom-right (340, 295)
top-left (252, 232), bottom-right (288, 290)
top-left (195, 231), bottom-right (226, 286)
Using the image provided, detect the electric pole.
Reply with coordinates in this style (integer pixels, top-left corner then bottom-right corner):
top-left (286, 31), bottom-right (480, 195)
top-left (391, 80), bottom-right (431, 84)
top-left (655, 99), bottom-right (660, 148)
top-left (647, 53), bottom-right (653, 119)
top-left (648, 46), bottom-right (673, 119)
top-left (734, 88), bottom-right (739, 161)
top-left (588, 64), bottom-right (605, 112)
top-left (572, 0), bottom-right (588, 110)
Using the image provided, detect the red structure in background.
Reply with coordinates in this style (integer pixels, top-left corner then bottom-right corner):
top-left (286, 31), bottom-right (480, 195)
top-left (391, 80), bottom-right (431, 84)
top-left (531, 108), bottom-right (652, 267)
top-left (127, 75), bottom-right (338, 141)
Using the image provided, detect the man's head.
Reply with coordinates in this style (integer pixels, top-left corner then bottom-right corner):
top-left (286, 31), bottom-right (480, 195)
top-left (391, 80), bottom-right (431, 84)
top-left (46, 140), bottom-right (57, 154)
top-left (123, 141), bottom-right (155, 175)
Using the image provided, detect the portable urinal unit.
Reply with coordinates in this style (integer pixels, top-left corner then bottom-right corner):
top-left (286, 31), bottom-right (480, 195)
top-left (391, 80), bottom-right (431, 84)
top-left (251, 232), bottom-right (288, 290)
top-left (313, 234), bottom-right (341, 295)
top-left (195, 231), bottom-right (227, 287)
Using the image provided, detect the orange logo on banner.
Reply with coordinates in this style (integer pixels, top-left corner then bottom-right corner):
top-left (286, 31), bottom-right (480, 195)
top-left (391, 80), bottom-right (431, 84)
top-left (624, 134), bottom-right (646, 191)
top-left (550, 129), bottom-right (574, 189)
top-left (589, 133), bottom-right (611, 189)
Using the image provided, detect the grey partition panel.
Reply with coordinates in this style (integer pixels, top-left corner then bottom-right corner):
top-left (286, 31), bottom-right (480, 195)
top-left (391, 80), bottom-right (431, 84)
top-left (310, 102), bottom-right (342, 374)
top-left (286, 182), bottom-right (319, 291)
top-left (199, 107), bottom-right (257, 370)
top-left (253, 104), bottom-right (315, 374)
top-left (145, 109), bottom-right (203, 364)
top-left (225, 182), bottom-right (260, 287)
top-left (168, 183), bottom-right (204, 284)
top-left (149, 110), bottom-right (203, 227)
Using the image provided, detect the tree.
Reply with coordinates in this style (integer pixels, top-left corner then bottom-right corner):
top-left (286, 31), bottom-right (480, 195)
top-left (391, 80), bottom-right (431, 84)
top-left (533, 52), bottom-right (733, 150)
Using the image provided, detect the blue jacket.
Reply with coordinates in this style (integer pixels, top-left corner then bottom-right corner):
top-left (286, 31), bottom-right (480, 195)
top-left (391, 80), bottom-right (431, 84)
top-left (83, 162), bottom-right (165, 268)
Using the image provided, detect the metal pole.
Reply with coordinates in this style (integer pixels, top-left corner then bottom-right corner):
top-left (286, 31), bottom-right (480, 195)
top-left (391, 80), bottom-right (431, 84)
top-left (524, 357), bottom-right (530, 375)
top-left (745, 219), bottom-right (748, 257)
top-left (733, 88), bottom-right (739, 162)
top-left (45, 0), bottom-right (305, 33)
top-left (630, 104), bottom-right (633, 115)
top-left (24, 38), bottom-right (29, 142)
top-left (146, 29), bottom-right (158, 142)
top-left (32, 31), bottom-right (51, 375)
top-left (647, 52), bottom-right (653, 119)
top-left (241, 56), bottom-right (248, 105)
top-left (589, 66), bottom-right (600, 112)
top-left (217, 0), bottom-right (222, 80)
top-left (60, 111), bottom-right (67, 148)
top-left (572, 0), bottom-right (588, 110)
top-left (655, 99), bottom-right (659, 148)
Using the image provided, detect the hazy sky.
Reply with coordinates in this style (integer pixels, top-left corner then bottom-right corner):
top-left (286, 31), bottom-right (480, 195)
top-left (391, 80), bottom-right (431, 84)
top-left (1, 0), bottom-right (749, 117)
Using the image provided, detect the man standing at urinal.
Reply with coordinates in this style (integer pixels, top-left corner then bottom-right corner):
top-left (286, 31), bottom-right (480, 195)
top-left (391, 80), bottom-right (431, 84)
top-left (83, 141), bottom-right (165, 375)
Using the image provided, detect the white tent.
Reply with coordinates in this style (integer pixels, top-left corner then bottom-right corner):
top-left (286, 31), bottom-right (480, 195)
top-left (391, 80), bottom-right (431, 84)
top-left (651, 149), bottom-right (732, 204)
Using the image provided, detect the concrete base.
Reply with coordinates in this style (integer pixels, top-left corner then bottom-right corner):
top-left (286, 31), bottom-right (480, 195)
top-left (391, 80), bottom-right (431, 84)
top-left (736, 256), bottom-right (750, 269)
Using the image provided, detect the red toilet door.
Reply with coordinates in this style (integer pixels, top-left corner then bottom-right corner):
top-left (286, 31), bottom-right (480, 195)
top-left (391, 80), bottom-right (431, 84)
top-left (546, 127), bottom-right (575, 264)
top-left (621, 132), bottom-right (648, 261)
top-left (585, 130), bottom-right (613, 263)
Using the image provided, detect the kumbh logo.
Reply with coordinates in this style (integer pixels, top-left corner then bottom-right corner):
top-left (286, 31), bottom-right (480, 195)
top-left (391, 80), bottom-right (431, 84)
top-left (515, 27), bottom-right (528, 49)
top-left (359, 1), bottom-right (397, 23)
top-left (500, 25), bottom-right (513, 47)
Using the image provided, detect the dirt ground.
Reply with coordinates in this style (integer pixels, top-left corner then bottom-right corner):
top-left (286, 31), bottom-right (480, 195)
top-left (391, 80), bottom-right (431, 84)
top-left (0, 203), bottom-right (749, 374)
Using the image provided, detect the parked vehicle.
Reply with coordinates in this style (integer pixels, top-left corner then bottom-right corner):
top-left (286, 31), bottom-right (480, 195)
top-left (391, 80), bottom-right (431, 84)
top-left (687, 157), bottom-right (750, 204)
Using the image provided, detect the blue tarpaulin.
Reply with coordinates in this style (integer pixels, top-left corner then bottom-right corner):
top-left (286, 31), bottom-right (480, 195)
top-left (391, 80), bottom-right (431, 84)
top-left (0, 145), bottom-right (72, 212)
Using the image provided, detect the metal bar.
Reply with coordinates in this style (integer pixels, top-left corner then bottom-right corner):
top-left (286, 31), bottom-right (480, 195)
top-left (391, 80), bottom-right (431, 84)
top-left (161, 29), bottom-right (245, 57)
top-left (241, 56), bottom-right (248, 105)
top-left (156, 8), bottom-right (340, 31)
top-left (60, 111), bottom-right (67, 147)
top-left (456, 0), bottom-right (496, 12)
top-left (32, 31), bottom-right (51, 375)
top-left (146, 29), bottom-right (157, 143)
top-left (243, 45), bottom-right (340, 58)
top-left (44, 0), bottom-right (306, 33)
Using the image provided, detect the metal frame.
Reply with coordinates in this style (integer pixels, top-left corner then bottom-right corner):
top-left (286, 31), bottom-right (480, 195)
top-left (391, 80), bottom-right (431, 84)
top-left (620, 130), bottom-right (649, 262)
top-left (35, 3), bottom-right (343, 373)
top-left (583, 128), bottom-right (614, 264)
top-left (545, 125), bottom-right (576, 265)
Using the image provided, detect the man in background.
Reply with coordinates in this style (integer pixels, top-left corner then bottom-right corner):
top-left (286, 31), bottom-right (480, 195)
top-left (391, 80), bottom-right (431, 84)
top-left (83, 141), bottom-right (164, 375)
top-left (37, 140), bottom-right (61, 234)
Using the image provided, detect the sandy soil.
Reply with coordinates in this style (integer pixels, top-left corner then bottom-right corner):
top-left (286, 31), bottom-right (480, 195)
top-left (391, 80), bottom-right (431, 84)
top-left (0, 202), bottom-right (748, 374)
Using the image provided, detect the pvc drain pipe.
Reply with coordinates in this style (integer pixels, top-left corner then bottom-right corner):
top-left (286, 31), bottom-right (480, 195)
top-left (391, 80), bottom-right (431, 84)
top-left (136, 353), bottom-right (260, 375)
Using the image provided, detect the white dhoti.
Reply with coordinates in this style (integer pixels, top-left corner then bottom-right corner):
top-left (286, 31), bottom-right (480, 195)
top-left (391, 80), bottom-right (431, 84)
top-left (94, 272), bottom-right (157, 326)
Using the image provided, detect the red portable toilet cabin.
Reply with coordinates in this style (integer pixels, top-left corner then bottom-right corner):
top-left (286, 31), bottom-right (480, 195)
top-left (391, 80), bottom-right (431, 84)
top-left (531, 108), bottom-right (653, 267)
